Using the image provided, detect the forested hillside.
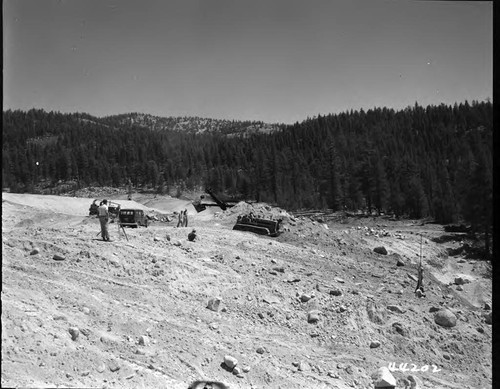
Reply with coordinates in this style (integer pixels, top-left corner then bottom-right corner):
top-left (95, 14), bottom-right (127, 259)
top-left (101, 113), bottom-right (281, 135)
top-left (2, 101), bottom-right (492, 236)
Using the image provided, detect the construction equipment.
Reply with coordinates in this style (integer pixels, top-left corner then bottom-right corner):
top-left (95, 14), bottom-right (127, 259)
top-left (192, 188), bottom-right (240, 213)
top-left (89, 200), bottom-right (121, 221)
top-left (233, 213), bottom-right (282, 237)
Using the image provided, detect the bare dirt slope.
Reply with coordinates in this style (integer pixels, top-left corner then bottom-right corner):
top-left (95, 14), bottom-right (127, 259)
top-left (2, 193), bottom-right (492, 389)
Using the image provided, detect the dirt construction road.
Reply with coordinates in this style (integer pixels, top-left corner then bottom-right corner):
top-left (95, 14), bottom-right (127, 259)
top-left (1, 192), bottom-right (492, 388)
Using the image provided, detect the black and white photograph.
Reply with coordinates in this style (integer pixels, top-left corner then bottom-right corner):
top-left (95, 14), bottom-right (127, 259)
top-left (2, 1), bottom-right (492, 388)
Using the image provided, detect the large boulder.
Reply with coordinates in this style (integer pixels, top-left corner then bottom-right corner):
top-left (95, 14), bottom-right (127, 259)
top-left (207, 298), bottom-right (222, 312)
top-left (224, 355), bottom-right (238, 370)
top-left (434, 309), bottom-right (457, 327)
top-left (372, 366), bottom-right (396, 388)
top-left (483, 311), bottom-right (492, 325)
top-left (407, 374), bottom-right (424, 389)
top-left (454, 276), bottom-right (471, 285)
top-left (307, 310), bottom-right (321, 324)
top-left (387, 305), bottom-right (406, 314)
top-left (374, 246), bottom-right (388, 255)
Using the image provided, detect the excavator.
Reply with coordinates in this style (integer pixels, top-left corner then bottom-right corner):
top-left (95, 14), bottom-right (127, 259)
top-left (192, 188), bottom-right (239, 213)
top-left (192, 188), bottom-right (281, 237)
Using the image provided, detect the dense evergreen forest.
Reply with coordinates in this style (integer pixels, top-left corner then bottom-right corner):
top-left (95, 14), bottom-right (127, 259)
top-left (2, 101), bottom-right (492, 241)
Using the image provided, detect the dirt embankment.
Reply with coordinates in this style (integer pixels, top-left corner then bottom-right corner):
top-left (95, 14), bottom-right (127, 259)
top-left (1, 192), bottom-right (492, 389)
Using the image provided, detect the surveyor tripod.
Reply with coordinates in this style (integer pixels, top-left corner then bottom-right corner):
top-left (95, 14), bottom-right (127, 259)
top-left (95, 219), bottom-right (129, 241)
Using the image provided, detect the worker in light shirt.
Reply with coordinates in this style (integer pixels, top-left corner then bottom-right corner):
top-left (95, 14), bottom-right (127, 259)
top-left (98, 199), bottom-right (110, 241)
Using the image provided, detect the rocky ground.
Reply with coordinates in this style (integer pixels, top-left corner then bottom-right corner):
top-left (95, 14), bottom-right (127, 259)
top-left (1, 190), bottom-right (492, 389)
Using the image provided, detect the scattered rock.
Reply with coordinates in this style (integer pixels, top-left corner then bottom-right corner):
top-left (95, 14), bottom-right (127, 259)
top-left (434, 309), bottom-right (457, 327)
top-left (483, 312), bottom-right (492, 325)
top-left (477, 327), bottom-right (484, 333)
top-left (242, 366), bottom-right (251, 373)
top-left (484, 302), bottom-right (491, 311)
top-left (154, 236), bottom-right (161, 242)
top-left (370, 340), bottom-right (381, 348)
top-left (108, 359), bottom-right (120, 372)
top-left (392, 322), bottom-right (408, 337)
top-left (374, 247), bottom-right (388, 255)
top-left (165, 234), bottom-right (171, 241)
top-left (224, 355), bottom-right (238, 370)
top-left (286, 274), bottom-right (301, 283)
top-left (456, 285), bottom-right (464, 291)
top-left (454, 276), bottom-right (471, 285)
top-left (298, 361), bottom-right (311, 372)
top-left (429, 307), bottom-right (440, 313)
top-left (443, 353), bottom-right (451, 360)
top-left (300, 294), bottom-right (312, 302)
top-left (138, 335), bottom-right (150, 346)
top-left (330, 288), bottom-right (342, 296)
top-left (407, 273), bottom-right (418, 282)
top-left (53, 254), bottom-right (65, 261)
top-left (30, 248), bottom-right (40, 255)
top-left (96, 363), bottom-right (106, 373)
top-left (263, 295), bottom-right (280, 304)
top-left (372, 366), bottom-right (397, 388)
top-left (396, 258), bottom-right (405, 267)
top-left (68, 327), bottom-right (80, 341)
top-left (256, 347), bottom-right (265, 354)
top-left (337, 306), bottom-right (347, 313)
top-left (272, 267), bottom-right (285, 273)
top-left (232, 365), bottom-right (242, 376)
top-left (415, 289), bottom-right (424, 298)
top-left (387, 305), bottom-right (405, 314)
top-left (307, 310), bottom-right (321, 323)
top-left (407, 374), bottom-right (423, 389)
top-left (82, 307), bottom-right (90, 315)
top-left (328, 371), bottom-right (339, 378)
top-left (100, 335), bottom-right (120, 345)
top-left (335, 277), bottom-right (345, 283)
top-left (207, 298), bottom-right (221, 312)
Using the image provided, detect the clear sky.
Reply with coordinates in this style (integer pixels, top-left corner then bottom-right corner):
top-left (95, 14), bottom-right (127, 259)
top-left (3, 0), bottom-right (492, 124)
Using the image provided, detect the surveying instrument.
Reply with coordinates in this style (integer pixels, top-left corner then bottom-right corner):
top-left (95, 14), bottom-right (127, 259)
top-left (95, 201), bottom-right (129, 242)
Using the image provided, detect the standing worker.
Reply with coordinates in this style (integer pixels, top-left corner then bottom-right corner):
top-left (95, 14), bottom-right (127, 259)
top-left (98, 199), bottom-right (110, 241)
top-left (183, 209), bottom-right (188, 227)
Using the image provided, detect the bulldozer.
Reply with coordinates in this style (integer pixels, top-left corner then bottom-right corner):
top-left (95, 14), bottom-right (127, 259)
top-left (233, 213), bottom-right (282, 237)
